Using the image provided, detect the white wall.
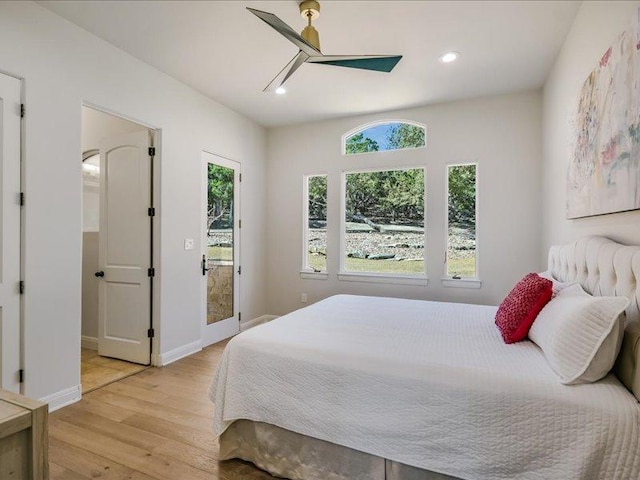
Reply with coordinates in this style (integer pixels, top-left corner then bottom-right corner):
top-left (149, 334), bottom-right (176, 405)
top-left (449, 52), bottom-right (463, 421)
top-left (82, 106), bottom-right (146, 153)
top-left (542, 1), bottom-right (640, 257)
top-left (0, 2), bottom-right (267, 403)
top-left (267, 91), bottom-right (543, 315)
top-left (82, 181), bottom-right (99, 232)
top-left (81, 232), bottom-right (99, 339)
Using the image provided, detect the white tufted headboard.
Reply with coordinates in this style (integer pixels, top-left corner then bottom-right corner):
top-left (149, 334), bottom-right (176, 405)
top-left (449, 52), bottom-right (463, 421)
top-left (548, 236), bottom-right (640, 401)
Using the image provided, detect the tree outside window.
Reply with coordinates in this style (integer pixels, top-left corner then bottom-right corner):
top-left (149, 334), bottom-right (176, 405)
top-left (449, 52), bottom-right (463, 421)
top-left (344, 122), bottom-right (425, 154)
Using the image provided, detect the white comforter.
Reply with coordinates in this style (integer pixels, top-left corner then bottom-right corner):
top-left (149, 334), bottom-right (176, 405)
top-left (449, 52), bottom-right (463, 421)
top-left (210, 294), bottom-right (640, 480)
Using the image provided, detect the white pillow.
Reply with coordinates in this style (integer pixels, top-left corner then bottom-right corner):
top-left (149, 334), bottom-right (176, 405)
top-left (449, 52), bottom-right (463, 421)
top-left (528, 283), bottom-right (629, 384)
top-left (537, 270), bottom-right (574, 296)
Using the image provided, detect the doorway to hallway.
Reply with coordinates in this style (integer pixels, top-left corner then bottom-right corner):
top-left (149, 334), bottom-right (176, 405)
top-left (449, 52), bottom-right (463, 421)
top-left (81, 106), bottom-right (157, 391)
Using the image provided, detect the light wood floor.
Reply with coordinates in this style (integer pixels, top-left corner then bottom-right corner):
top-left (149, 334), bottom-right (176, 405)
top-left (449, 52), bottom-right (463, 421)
top-left (81, 348), bottom-right (148, 394)
top-left (51, 340), bottom-right (277, 479)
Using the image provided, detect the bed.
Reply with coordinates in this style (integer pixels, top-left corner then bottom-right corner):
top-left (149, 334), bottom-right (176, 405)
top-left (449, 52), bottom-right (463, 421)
top-left (209, 236), bottom-right (640, 480)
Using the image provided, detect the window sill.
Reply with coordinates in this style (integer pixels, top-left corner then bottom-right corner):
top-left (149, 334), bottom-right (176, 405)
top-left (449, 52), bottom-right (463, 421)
top-left (338, 272), bottom-right (428, 286)
top-left (441, 278), bottom-right (482, 289)
top-left (300, 270), bottom-right (329, 280)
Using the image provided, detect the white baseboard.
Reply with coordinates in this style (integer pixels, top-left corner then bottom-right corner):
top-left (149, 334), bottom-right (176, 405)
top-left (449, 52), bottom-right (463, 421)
top-left (81, 335), bottom-right (98, 350)
top-left (240, 314), bottom-right (279, 332)
top-left (40, 385), bottom-right (81, 412)
top-left (152, 318), bottom-right (278, 367)
top-left (156, 340), bottom-right (202, 367)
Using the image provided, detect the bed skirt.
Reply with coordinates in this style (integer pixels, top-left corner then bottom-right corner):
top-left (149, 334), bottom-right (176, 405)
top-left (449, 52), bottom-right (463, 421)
top-left (220, 420), bottom-right (461, 480)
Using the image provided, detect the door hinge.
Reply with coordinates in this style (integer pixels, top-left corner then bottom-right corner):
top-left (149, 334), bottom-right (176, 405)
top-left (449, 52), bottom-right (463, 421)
top-left (239, 312), bottom-right (241, 322)
top-left (237, 265), bottom-right (241, 275)
top-left (148, 267), bottom-right (155, 277)
top-left (147, 328), bottom-right (155, 338)
top-left (239, 173), bottom-right (242, 182)
top-left (239, 219), bottom-right (241, 228)
top-left (19, 369), bottom-right (24, 383)
top-left (148, 147), bottom-right (156, 157)
top-left (148, 207), bottom-right (155, 217)
top-left (20, 104), bottom-right (25, 118)
top-left (19, 192), bottom-right (24, 206)
top-left (19, 281), bottom-right (24, 294)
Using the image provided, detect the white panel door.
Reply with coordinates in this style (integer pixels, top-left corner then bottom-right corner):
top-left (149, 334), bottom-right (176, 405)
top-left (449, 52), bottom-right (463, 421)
top-left (98, 130), bottom-right (151, 365)
top-left (0, 73), bottom-right (21, 392)
top-left (202, 152), bottom-right (240, 347)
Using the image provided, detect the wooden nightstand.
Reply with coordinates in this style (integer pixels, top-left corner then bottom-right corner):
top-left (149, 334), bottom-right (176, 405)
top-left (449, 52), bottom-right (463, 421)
top-left (0, 389), bottom-right (48, 479)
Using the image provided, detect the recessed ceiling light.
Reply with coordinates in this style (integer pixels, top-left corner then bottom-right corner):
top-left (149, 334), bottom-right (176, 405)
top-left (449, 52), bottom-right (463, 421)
top-left (275, 87), bottom-right (287, 95)
top-left (439, 52), bottom-right (459, 63)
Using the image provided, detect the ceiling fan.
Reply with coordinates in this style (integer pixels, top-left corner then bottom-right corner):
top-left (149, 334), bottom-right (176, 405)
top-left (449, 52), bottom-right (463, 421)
top-left (247, 0), bottom-right (403, 92)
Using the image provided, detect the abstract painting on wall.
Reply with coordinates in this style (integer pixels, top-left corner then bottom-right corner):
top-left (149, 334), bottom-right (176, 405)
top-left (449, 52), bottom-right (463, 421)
top-left (567, 7), bottom-right (640, 219)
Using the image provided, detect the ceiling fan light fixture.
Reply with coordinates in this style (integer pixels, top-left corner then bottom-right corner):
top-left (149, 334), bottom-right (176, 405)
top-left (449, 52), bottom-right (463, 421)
top-left (439, 52), bottom-right (459, 63)
top-left (299, 0), bottom-right (320, 20)
top-left (299, 0), bottom-right (321, 51)
top-left (247, 1), bottom-right (403, 92)
top-left (301, 24), bottom-right (320, 51)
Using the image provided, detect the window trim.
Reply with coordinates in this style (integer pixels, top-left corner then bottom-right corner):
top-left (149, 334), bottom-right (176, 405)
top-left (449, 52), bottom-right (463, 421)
top-left (339, 165), bottom-right (428, 283)
top-left (342, 119), bottom-right (427, 156)
top-left (443, 162), bottom-right (479, 287)
top-left (338, 272), bottom-right (428, 286)
top-left (300, 271), bottom-right (329, 280)
top-left (301, 173), bottom-right (328, 278)
top-left (441, 277), bottom-right (482, 289)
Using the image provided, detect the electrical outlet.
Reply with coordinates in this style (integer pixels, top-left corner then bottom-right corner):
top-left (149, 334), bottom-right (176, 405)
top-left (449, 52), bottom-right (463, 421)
top-left (301, 293), bottom-right (308, 303)
top-left (184, 238), bottom-right (194, 250)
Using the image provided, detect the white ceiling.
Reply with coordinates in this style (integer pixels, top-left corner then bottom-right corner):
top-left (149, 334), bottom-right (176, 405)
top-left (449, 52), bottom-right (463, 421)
top-left (39, 1), bottom-right (580, 127)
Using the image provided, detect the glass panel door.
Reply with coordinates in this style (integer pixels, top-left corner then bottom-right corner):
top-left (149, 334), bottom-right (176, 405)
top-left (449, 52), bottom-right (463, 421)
top-left (202, 152), bottom-right (240, 346)
top-left (207, 163), bottom-right (235, 324)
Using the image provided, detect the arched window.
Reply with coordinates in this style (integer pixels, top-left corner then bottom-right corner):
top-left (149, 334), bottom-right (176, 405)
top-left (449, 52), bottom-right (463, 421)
top-left (343, 121), bottom-right (426, 155)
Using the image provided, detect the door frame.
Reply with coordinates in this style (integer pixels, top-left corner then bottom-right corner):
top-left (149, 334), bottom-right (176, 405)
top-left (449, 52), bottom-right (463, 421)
top-left (201, 151), bottom-right (241, 347)
top-left (0, 69), bottom-right (25, 393)
top-left (80, 101), bottom-right (162, 367)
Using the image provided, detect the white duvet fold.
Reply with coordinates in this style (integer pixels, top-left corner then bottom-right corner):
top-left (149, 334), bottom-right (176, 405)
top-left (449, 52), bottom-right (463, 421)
top-left (210, 294), bottom-right (640, 480)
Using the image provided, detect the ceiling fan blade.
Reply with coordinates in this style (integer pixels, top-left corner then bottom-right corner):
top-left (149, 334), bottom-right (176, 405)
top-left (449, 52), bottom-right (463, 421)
top-left (307, 55), bottom-right (403, 72)
top-left (247, 7), bottom-right (321, 57)
top-left (264, 51), bottom-right (310, 92)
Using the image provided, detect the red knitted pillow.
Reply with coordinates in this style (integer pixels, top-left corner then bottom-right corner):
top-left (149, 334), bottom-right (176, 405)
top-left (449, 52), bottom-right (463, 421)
top-left (495, 273), bottom-right (553, 344)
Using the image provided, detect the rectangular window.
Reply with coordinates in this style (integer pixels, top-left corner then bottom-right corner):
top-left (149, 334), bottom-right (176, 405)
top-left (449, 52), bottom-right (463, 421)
top-left (342, 168), bottom-right (425, 276)
top-left (304, 174), bottom-right (327, 272)
top-left (446, 164), bottom-right (477, 279)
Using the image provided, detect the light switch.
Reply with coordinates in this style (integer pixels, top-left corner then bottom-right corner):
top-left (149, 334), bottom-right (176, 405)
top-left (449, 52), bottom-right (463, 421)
top-left (184, 238), bottom-right (194, 250)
